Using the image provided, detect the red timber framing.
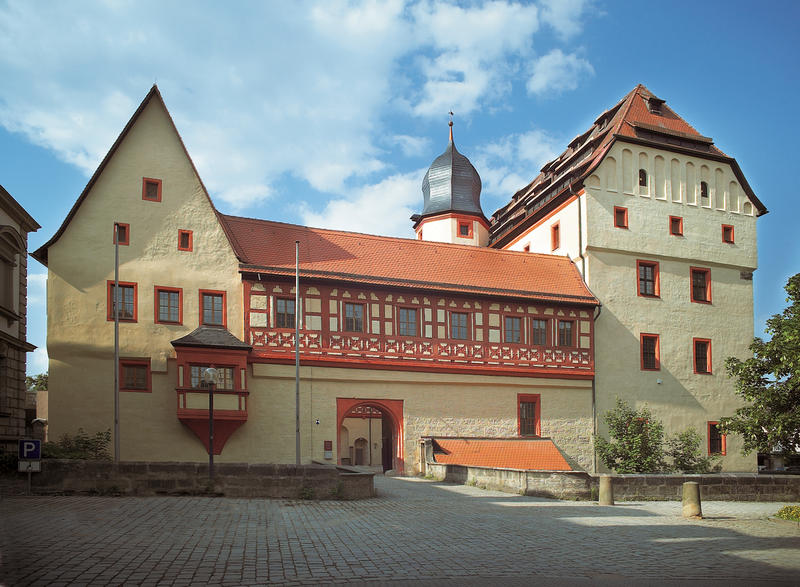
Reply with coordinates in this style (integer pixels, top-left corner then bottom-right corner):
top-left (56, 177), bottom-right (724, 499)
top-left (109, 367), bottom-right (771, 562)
top-left (173, 347), bottom-right (249, 454)
top-left (337, 398), bottom-right (404, 474)
top-left (244, 279), bottom-right (595, 378)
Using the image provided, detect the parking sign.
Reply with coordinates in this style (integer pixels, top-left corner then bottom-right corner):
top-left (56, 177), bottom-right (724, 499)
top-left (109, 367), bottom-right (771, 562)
top-left (18, 439), bottom-right (41, 460)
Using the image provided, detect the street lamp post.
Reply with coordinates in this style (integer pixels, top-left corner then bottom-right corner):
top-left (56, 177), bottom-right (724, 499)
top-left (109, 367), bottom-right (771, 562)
top-left (203, 367), bottom-right (219, 480)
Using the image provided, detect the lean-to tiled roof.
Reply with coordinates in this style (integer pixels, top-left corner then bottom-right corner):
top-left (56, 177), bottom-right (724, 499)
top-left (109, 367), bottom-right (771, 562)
top-left (171, 326), bottom-right (251, 350)
top-left (431, 438), bottom-right (572, 471)
top-left (220, 214), bottom-right (598, 306)
top-left (489, 84), bottom-right (767, 247)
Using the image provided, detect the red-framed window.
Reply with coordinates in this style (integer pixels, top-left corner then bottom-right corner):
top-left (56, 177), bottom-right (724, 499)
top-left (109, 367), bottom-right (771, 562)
top-left (637, 260), bottom-right (659, 298)
top-left (708, 421), bottom-right (726, 455)
top-left (504, 316), bottom-right (522, 344)
top-left (693, 338), bottom-right (712, 374)
top-left (120, 358), bottom-right (151, 392)
top-left (275, 298), bottom-right (296, 329)
top-left (154, 286), bottom-right (182, 325)
top-left (142, 177), bottom-right (162, 202)
top-left (531, 318), bottom-right (548, 346)
top-left (107, 281), bottom-right (137, 322)
top-left (557, 320), bottom-right (573, 347)
top-left (518, 393), bottom-right (541, 437)
top-left (640, 333), bottom-right (660, 371)
top-left (344, 302), bottom-right (364, 332)
top-left (614, 206), bottom-right (628, 229)
top-left (178, 229), bottom-right (193, 252)
top-left (690, 267), bottom-right (711, 304)
top-left (450, 311), bottom-right (469, 340)
top-left (551, 222), bottom-right (560, 251)
top-left (113, 222), bottom-right (130, 246)
top-left (398, 307), bottom-right (418, 337)
top-left (669, 216), bottom-right (683, 236)
top-left (200, 290), bottom-right (226, 327)
top-left (458, 220), bottom-right (473, 238)
top-left (722, 224), bottom-right (735, 244)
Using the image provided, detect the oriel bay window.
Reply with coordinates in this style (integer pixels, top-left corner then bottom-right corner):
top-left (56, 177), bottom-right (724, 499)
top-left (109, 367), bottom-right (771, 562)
top-left (450, 312), bottom-right (469, 340)
top-left (398, 307), bottom-right (417, 337)
top-left (107, 281), bottom-right (137, 322)
top-left (532, 318), bottom-right (548, 346)
top-left (504, 316), bottom-right (521, 343)
top-left (275, 298), bottom-right (295, 329)
top-left (557, 320), bottom-right (573, 347)
top-left (155, 286), bottom-right (182, 324)
top-left (200, 290), bottom-right (226, 326)
top-left (344, 302), bottom-right (364, 332)
top-left (190, 365), bottom-right (234, 390)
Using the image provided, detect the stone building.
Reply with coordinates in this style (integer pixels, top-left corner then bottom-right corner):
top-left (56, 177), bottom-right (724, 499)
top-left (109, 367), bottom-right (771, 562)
top-left (32, 84), bottom-right (764, 472)
top-left (0, 184), bottom-right (40, 453)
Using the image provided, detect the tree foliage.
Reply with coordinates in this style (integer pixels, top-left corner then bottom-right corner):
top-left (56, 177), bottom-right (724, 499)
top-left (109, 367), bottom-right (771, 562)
top-left (666, 427), bottom-right (720, 473)
top-left (596, 398), bottom-right (668, 473)
top-left (26, 373), bottom-right (48, 391)
top-left (42, 428), bottom-right (112, 460)
top-left (720, 273), bottom-right (800, 455)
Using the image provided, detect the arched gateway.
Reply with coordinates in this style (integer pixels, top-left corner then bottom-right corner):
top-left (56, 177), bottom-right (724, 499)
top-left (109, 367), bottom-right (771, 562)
top-left (336, 398), bottom-right (404, 474)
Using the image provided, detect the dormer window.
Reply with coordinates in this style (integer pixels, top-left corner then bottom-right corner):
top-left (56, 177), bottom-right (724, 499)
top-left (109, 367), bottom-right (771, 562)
top-left (646, 97), bottom-right (665, 115)
top-left (638, 169), bottom-right (648, 187)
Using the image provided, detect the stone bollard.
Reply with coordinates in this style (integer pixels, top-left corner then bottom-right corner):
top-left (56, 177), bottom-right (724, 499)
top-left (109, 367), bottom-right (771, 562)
top-left (598, 474), bottom-right (614, 505)
top-left (682, 481), bottom-right (703, 519)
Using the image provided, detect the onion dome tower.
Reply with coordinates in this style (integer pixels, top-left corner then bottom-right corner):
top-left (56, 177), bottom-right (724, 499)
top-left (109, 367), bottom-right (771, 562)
top-left (411, 119), bottom-right (489, 246)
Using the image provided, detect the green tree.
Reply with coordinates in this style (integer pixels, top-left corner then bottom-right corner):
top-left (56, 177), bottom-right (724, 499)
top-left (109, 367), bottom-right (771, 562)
top-left (666, 427), bottom-right (720, 473)
top-left (720, 273), bottom-right (800, 455)
top-left (26, 373), bottom-right (48, 391)
top-left (596, 398), bottom-right (668, 473)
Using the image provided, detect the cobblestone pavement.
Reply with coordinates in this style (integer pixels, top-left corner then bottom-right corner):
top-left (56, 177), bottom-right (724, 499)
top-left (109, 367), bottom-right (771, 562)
top-left (2, 476), bottom-right (799, 586)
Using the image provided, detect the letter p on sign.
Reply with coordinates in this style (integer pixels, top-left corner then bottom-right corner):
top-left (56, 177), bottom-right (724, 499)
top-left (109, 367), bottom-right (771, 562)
top-left (18, 439), bottom-right (41, 460)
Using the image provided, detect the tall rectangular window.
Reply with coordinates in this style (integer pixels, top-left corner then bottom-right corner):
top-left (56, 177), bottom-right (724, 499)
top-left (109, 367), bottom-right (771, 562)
top-left (614, 206), bottom-right (628, 229)
top-left (276, 298), bottom-right (295, 329)
top-left (113, 222), bottom-right (129, 245)
top-left (107, 281), bottom-right (137, 322)
top-left (557, 320), bottom-right (573, 347)
top-left (722, 224), bottom-right (735, 243)
top-left (120, 359), bottom-right (151, 392)
top-left (641, 333), bottom-right (660, 370)
top-left (155, 286), bottom-right (182, 324)
top-left (200, 291), bottom-right (226, 326)
top-left (450, 312), bottom-right (469, 340)
top-left (551, 222), bottom-right (560, 251)
top-left (398, 308), bottom-right (417, 337)
top-left (190, 365), bottom-right (234, 390)
top-left (142, 177), bottom-right (162, 202)
top-left (708, 421), bottom-right (726, 455)
top-left (344, 302), bottom-right (364, 332)
top-left (669, 216), bottom-right (683, 236)
top-left (518, 394), bottom-right (540, 437)
top-left (532, 319), bottom-right (548, 346)
top-left (694, 338), bottom-right (711, 374)
top-left (504, 316), bottom-right (521, 343)
top-left (637, 260), bottom-right (659, 297)
top-left (178, 229), bottom-right (193, 251)
top-left (691, 268), bottom-right (711, 303)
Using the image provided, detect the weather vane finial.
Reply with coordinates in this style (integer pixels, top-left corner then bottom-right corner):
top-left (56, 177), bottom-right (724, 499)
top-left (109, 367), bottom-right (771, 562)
top-left (449, 110), bottom-right (454, 142)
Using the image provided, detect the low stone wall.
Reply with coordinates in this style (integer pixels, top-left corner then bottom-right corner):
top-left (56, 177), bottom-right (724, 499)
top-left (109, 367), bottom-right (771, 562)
top-left (427, 463), bottom-right (800, 501)
top-left (6, 460), bottom-right (374, 499)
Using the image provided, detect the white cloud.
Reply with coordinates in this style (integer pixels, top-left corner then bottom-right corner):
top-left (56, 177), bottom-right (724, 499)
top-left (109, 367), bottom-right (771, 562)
top-left (540, 0), bottom-right (591, 40)
top-left (299, 170), bottom-right (424, 238)
top-left (389, 135), bottom-right (431, 157)
top-left (26, 273), bottom-right (47, 306)
top-left (28, 347), bottom-right (48, 376)
top-left (526, 49), bottom-right (595, 96)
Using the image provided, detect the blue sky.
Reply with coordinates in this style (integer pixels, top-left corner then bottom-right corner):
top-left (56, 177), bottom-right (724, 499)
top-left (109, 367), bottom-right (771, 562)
top-left (1, 0), bottom-right (798, 375)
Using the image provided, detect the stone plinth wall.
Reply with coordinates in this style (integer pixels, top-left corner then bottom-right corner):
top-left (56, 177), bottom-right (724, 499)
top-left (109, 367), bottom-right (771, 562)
top-left (427, 463), bottom-right (800, 502)
top-left (10, 460), bottom-right (374, 499)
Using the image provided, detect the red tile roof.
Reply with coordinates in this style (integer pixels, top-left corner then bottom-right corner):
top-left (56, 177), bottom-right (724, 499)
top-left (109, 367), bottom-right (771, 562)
top-left (219, 214), bottom-right (598, 305)
top-left (432, 438), bottom-right (572, 471)
top-left (489, 84), bottom-right (767, 246)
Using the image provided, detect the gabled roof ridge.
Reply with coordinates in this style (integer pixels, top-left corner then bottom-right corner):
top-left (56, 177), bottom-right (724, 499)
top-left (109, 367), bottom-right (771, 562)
top-left (220, 213), bottom-right (563, 261)
top-left (32, 85), bottom-right (223, 266)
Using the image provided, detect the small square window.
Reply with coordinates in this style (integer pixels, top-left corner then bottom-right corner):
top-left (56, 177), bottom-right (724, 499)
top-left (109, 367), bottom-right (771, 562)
top-left (142, 178), bottom-right (162, 202)
top-left (504, 316), bottom-right (521, 344)
top-left (637, 260), bottom-right (659, 298)
top-left (120, 359), bottom-right (151, 392)
top-left (641, 333), bottom-right (660, 371)
top-left (276, 298), bottom-right (295, 329)
top-left (708, 421), bottom-right (726, 455)
top-left (113, 222), bottom-right (130, 246)
top-left (155, 286), bottom-right (182, 324)
top-left (458, 221), bottom-right (472, 238)
top-left (551, 222), bottom-right (560, 251)
top-left (200, 290), bottom-right (226, 326)
top-left (691, 268), bottom-right (711, 304)
top-left (344, 302), bottom-right (364, 332)
top-left (178, 230), bottom-right (193, 252)
top-left (722, 224), bottom-right (735, 244)
top-left (669, 216), bottom-right (683, 236)
top-left (694, 338), bottom-right (712, 374)
top-left (557, 320), bottom-right (573, 347)
top-left (614, 207), bottom-right (628, 229)
top-left (450, 312), bottom-right (469, 340)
